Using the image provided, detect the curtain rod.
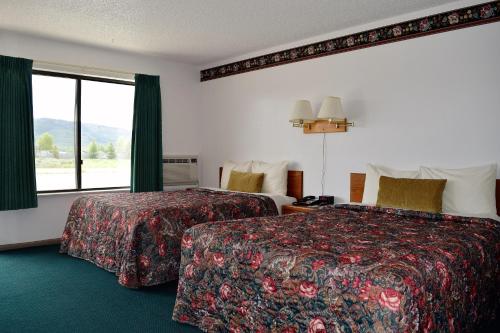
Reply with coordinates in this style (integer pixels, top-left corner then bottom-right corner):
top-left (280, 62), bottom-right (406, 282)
top-left (32, 60), bottom-right (135, 81)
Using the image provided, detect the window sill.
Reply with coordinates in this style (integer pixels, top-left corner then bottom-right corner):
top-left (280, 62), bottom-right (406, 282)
top-left (37, 188), bottom-right (129, 197)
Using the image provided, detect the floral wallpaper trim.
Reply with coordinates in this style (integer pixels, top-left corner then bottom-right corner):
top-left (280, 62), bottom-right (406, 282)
top-left (201, 1), bottom-right (500, 81)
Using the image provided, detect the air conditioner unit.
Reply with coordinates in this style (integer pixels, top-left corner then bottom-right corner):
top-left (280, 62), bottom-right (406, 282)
top-left (162, 155), bottom-right (198, 186)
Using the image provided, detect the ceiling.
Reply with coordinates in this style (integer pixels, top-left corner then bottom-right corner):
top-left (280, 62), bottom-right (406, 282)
top-left (0, 0), bottom-right (459, 65)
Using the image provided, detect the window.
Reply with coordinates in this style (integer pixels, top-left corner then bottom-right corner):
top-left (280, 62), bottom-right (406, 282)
top-left (32, 75), bottom-right (77, 191)
top-left (32, 71), bottom-right (135, 192)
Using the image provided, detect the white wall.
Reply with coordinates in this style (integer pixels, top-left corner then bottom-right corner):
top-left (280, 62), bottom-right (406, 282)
top-left (2, 0), bottom-right (500, 245)
top-left (0, 31), bottom-right (200, 245)
top-left (198, 3), bottom-right (500, 200)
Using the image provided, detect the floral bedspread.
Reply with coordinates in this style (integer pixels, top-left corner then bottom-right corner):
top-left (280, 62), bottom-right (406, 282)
top-left (59, 188), bottom-right (278, 288)
top-left (172, 204), bottom-right (500, 332)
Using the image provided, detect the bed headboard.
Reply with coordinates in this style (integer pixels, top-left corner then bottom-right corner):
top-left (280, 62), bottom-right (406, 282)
top-left (350, 172), bottom-right (500, 215)
top-left (219, 167), bottom-right (303, 200)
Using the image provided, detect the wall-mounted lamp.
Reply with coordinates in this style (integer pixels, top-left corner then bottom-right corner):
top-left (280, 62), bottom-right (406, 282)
top-left (290, 96), bottom-right (354, 134)
top-left (317, 96), bottom-right (354, 129)
top-left (289, 97), bottom-right (354, 195)
top-left (289, 100), bottom-right (315, 128)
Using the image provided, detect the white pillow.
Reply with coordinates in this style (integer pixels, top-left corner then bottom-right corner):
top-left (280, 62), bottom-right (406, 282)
top-left (251, 161), bottom-right (288, 196)
top-left (362, 164), bottom-right (419, 205)
top-left (420, 164), bottom-right (497, 217)
top-left (220, 161), bottom-right (252, 190)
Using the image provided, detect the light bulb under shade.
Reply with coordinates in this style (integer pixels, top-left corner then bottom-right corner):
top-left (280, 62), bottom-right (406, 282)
top-left (317, 96), bottom-right (346, 121)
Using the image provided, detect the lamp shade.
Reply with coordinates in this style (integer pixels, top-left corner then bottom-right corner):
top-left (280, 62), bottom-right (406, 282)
top-left (317, 96), bottom-right (346, 121)
top-left (289, 100), bottom-right (314, 123)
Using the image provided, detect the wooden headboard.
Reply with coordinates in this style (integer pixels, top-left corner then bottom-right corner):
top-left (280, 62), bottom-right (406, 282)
top-left (350, 172), bottom-right (500, 216)
top-left (350, 173), bottom-right (367, 203)
top-left (219, 167), bottom-right (303, 200)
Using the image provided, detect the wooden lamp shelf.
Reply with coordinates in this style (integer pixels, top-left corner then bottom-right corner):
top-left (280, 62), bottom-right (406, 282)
top-left (303, 119), bottom-right (351, 134)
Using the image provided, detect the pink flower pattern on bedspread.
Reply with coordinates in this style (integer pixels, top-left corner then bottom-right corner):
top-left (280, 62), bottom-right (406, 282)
top-left (59, 189), bottom-right (278, 288)
top-left (172, 204), bottom-right (500, 332)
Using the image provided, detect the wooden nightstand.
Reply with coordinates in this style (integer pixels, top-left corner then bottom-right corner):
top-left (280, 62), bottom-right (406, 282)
top-left (282, 204), bottom-right (320, 215)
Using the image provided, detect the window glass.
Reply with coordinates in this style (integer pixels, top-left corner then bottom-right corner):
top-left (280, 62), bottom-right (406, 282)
top-left (33, 75), bottom-right (77, 191)
top-left (81, 80), bottom-right (134, 189)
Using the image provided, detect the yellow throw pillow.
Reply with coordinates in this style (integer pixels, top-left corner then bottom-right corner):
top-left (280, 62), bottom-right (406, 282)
top-left (376, 176), bottom-right (447, 213)
top-left (227, 170), bottom-right (265, 193)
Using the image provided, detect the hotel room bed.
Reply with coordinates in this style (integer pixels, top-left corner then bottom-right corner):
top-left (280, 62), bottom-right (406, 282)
top-left (172, 172), bottom-right (500, 332)
top-left (172, 204), bottom-right (500, 332)
top-left (59, 186), bottom-right (297, 288)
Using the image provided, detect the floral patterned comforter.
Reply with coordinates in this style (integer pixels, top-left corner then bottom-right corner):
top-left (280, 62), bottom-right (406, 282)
top-left (59, 188), bottom-right (278, 288)
top-left (172, 204), bottom-right (500, 332)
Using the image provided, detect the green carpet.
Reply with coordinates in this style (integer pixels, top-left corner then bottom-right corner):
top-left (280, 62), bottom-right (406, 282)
top-left (0, 245), bottom-right (201, 333)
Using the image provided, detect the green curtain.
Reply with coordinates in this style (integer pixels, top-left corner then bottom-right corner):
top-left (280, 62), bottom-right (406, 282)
top-left (130, 74), bottom-right (163, 192)
top-left (0, 55), bottom-right (37, 210)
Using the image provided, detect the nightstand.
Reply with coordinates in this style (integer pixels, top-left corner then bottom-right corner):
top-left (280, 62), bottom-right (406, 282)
top-left (282, 204), bottom-right (320, 215)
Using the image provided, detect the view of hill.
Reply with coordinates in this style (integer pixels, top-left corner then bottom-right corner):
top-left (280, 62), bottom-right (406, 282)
top-left (34, 118), bottom-right (130, 152)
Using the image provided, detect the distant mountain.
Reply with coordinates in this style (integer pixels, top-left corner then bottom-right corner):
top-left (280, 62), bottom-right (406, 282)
top-left (34, 118), bottom-right (130, 151)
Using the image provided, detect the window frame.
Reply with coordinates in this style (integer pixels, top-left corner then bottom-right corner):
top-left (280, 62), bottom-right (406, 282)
top-left (33, 70), bottom-right (135, 194)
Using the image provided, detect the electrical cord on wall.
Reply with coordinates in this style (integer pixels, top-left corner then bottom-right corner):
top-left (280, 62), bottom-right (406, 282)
top-left (321, 133), bottom-right (326, 196)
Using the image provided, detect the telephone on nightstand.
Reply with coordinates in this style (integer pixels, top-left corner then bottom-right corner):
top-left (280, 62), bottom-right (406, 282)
top-left (293, 195), bottom-right (334, 207)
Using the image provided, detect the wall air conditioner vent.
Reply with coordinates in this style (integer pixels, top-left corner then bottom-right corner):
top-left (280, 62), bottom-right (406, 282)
top-left (163, 158), bottom-right (197, 164)
top-left (162, 155), bottom-right (198, 186)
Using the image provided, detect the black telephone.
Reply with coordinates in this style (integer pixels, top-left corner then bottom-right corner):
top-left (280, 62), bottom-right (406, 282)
top-left (293, 195), bottom-right (335, 207)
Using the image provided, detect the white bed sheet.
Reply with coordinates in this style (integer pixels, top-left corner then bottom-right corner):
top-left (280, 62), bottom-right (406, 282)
top-left (203, 187), bottom-right (296, 215)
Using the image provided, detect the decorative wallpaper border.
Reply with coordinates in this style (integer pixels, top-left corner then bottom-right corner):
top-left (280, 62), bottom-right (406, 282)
top-left (201, 1), bottom-right (500, 81)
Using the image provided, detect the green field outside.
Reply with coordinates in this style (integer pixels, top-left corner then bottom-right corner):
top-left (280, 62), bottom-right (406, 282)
top-left (36, 158), bottom-right (129, 170)
top-left (35, 158), bottom-right (131, 190)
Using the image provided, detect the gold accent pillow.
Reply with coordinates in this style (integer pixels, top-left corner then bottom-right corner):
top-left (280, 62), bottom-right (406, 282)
top-left (376, 176), bottom-right (447, 213)
top-left (227, 170), bottom-right (265, 193)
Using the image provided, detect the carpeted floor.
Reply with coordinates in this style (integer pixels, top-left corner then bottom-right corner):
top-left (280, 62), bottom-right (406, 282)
top-left (0, 245), bottom-right (201, 333)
